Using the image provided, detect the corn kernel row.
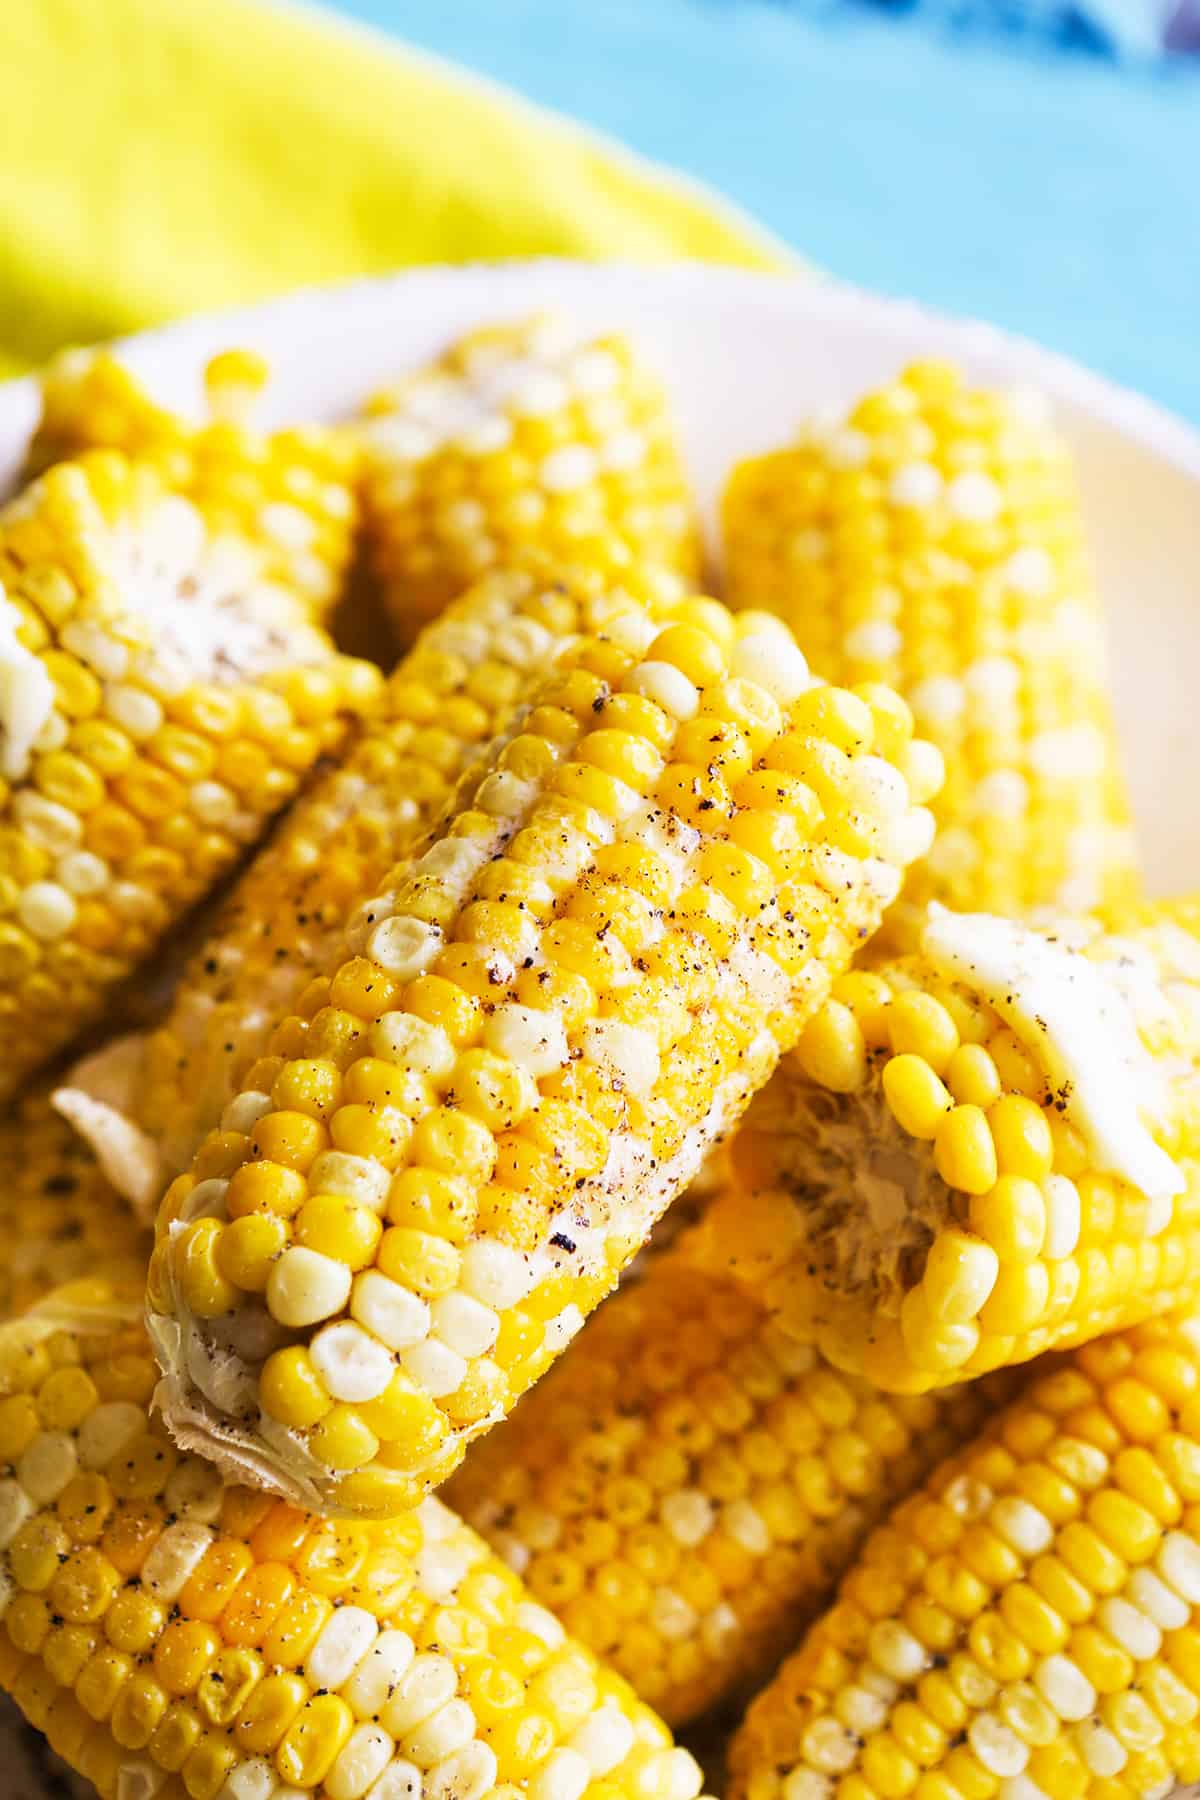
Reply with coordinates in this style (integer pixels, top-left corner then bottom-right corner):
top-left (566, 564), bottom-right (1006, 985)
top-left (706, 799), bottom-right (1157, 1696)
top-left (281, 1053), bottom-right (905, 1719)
top-left (147, 595), bottom-right (942, 1515)
top-left (722, 362), bottom-right (1137, 937)
top-left (731, 1310), bottom-right (1200, 1800)
top-left (30, 349), bottom-right (360, 621)
top-left (714, 899), bottom-right (1200, 1391)
top-left (0, 1282), bottom-right (712, 1800)
top-left (450, 1234), bottom-right (1021, 1727)
top-left (359, 315), bottom-right (700, 640)
top-left (0, 452), bottom-right (381, 1095)
top-left (52, 563), bottom-right (687, 1218)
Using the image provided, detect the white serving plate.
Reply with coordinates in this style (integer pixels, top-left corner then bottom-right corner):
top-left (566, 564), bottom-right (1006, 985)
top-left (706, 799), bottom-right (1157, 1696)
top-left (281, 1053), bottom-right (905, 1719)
top-left (2, 260), bottom-right (1197, 892)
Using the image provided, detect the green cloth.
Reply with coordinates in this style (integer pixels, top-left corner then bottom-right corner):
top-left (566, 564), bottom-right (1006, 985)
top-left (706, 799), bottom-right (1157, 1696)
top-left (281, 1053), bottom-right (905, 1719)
top-left (0, 0), bottom-right (787, 379)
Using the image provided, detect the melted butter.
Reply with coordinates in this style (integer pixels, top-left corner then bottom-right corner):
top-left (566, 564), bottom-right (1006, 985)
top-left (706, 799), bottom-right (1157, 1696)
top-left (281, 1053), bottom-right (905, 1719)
top-left (922, 906), bottom-right (1184, 1207)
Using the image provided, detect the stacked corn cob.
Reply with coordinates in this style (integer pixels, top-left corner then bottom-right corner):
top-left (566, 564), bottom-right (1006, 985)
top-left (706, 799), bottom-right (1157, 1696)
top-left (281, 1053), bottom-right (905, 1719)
top-left (29, 349), bottom-right (360, 623)
top-left (0, 1279), bottom-right (716, 1800)
top-left (731, 1310), bottom-right (1200, 1800)
top-left (696, 901), bottom-right (1200, 1392)
top-left (0, 450), bottom-right (380, 1095)
top-left (722, 364), bottom-right (1137, 937)
top-left (144, 594), bottom-right (942, 1516)
top-left (449, 1235), bottom-right (1021, 1727)
top-left (51, 564), bottom-right (700, 1216)
top-left (359, 316), bottom-right (700, 641)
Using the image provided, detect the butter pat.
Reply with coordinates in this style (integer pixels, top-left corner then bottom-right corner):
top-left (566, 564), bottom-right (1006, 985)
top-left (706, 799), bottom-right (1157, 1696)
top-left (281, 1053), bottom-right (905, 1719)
top-left (922, 906), bottom-right (1184, 1208)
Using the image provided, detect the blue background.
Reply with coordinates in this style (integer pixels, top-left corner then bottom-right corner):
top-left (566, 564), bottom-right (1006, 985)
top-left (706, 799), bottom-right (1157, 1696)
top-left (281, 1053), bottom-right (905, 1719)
top-left (329, 0), bottom-right (1199, 423)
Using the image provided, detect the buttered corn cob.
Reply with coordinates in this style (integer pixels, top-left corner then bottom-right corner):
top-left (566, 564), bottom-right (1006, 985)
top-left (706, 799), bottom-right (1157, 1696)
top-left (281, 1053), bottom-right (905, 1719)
top-left (722, 363), bottom-right (1136, 936)
top-left (146, 597), bottom-right (942, 1515)
top-left (730, 1309), bottom-right (1200, 1800)
top-left (30, 349), bottom-right (360, 623)
top-left (359, 315), bottom-right (700, 641)
top-left (0, 451), bottom-right (381, 1094)
top-left (0, 1282), bottom-right (713, 1800)
top-left (709, 900), bottom-right (1200, 1392)
top-left (0, 1085), bottom-right (150, 1321)
top-left (449, 1234), bottom-right (1020, 1727)
top-left (53, 563), bottom-right (687, 1218)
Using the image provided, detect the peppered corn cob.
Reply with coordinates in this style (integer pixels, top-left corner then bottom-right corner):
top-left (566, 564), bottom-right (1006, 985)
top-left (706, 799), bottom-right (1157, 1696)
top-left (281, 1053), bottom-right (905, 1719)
top-left (53, 563), bottom-right (690, 1219)
top-left (730, 1308), bottom-right (1200, 1800)
top-left (30, 349), bottom-right (360, 623)
top-left (709, 900), bottom-right (1200, 1393)
top-left (146, 597), bottom-right (942, 1515)
top-left (0, 451), bottom-right (382, 1095)
top-left (449, 1233), bottom-right (1021, 1727)
top-left (722, 362), bottom-right (1137, 936)
top-left (0, 1282), bottom-right (714, 1800)
top-left (359, 315), bottom-right (700, 641)
top-left (0, 1085), bottom-right (150, 1322)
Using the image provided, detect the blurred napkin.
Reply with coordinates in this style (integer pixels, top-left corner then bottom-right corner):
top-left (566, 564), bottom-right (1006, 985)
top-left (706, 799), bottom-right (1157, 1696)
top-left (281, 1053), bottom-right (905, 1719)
top-left (0, 0), bottom-right (787, 379)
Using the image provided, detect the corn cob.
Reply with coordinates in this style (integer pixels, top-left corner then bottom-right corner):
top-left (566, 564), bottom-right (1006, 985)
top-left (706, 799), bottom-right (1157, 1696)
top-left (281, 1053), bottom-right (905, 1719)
top-left (730, 1308), bottom-right (1200, 1800)
top-left (707, 899), bottom-right (1200, 1394)
top-left (448, 1230), bottom-right (1021, 1727)
top-left (722, 362), bottom-right (1137, 938)
top-left (0, 1085), bottom-right (150, 1322)
top-left (0, 1282), bottom-right (713, 1800)
top-left (359, 315), bottom-right (700, 642)
top-left (146, 597), bottom-right (942, 1515)
top-left (29, 349), bottom-right (360, 624)
top-left (0, 451), bottom-right (382, 1096)
top-left (52, 563), bottom-right (686, 1219)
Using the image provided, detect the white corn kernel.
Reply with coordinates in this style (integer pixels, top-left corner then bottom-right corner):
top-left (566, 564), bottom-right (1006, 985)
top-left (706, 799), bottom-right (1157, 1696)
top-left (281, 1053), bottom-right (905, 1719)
top-left (365, 1764), bottom-right (421, 1800)
top-left (218, 1757), bottom-right (276, 1800)
top-left (141, 1522), bottom-right (215, 1600)
top-left (379, 1653), bottom-right (458, 1737)
top-left (624, 660), bottom-right (699, 720)
top-left (368, 916), bottom-right (443, 981)
top-left (307, 1606), bottom-right (380, 1692)
top-left (77, 1401), bottom-right (145, 1468)
top-left (661, 1490), bottom-right (715, 1548)
top-left (1099, 1594), bottom-right (1160, 1660)
top-left (969, 1713), bottom-right (1029, 1777)
top-left (310, 1322), bottom-right (395, 1402)
top-left (429, 1292), bottom-right (499, 1358)
top-left (0, 1480), bottom-right (32, 1548)
top-left (869, 1621), bottom-right (928, 1682)
top-left (18, 881), bottom-right (76, 939)
top-left (371, 1013), bottom-right (456, 1081)
top-left (582, 1018), bottom-right (660, 1096)
top-left (327, 1727), bottom-right (397, 1800)
top-left (400, 1337), bottom-right (468, 1398)
top-left (343, 1630), bottom-right (416, 1721)
top-left (309, 1152), bottom-right (392, 1213)
top-left (460, 1238), bottom-right (533, 1309)
top-left (351, 1271), bottom-right (431, 1351)
top-left (730, 633), bottom-right (811, 704)
top-left (990, 1496), bottom-right (1053, 1556)
top-left (528, 1747), bottom-right (591, 1800)
top-left (1158, 1530), bottom-right (1200, 1603)
top-left (1034, 1654), bottom-right (1095, 1721)
top-left (783, 1774), bottom-right (832, 1800)
top-left (570, 1707), bottom-right (636, 1776)
top-left (17, 1431), bottom-right (77, 1504)
top-left (484, 1003), bottom-right (569, 1077)
top-left (402, 1697), bottom-right (477, 1767)
top-left (1075, 1721), bottom-right (1126, 1777)
top-left (1127, 1566), bottom-right (1189, 1631)
top-left (801, 1718), bottom-right (858, 1775)
top-left (267, 1248), bottom-right (352, 1328)
top-left (425, 1742), bottom-right (497, 1800)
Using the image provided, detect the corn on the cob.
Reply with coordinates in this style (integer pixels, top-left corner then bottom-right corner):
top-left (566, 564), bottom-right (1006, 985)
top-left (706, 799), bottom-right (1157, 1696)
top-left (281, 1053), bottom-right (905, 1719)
top-left (52, 563), bottom-right (686, 1219)
top-left (0, 1085), bottom-right (150, 1321)
top-left (29, 349), bottom-right (360, 624)
top-left (449, 1231), bottom-right (1021, 1727)
top-left (146, 596), bottom-right (942, 1515)
top-left (0, 1281), bottom-right (713, 1800)
top-left (0, 451), bottom-right (382, 1096)
top-left (359, 315), bottom-right (700, 642)
top-left (709, 900), bottom-right (1200, 1393)
top-left (730, 1308), bottom-right (1200, 1800)
top-left (722, 363), bottom-right (1137, 938)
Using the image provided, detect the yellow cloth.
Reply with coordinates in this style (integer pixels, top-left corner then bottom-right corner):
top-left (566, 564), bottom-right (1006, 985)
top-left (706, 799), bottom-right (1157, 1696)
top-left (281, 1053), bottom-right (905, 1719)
top-left (0, 0), bottom-right (787, 379)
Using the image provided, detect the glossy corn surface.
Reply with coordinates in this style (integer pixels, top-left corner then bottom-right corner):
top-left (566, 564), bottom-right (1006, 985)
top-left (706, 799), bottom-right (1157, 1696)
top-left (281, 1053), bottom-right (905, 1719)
top-left (730, 1309), bottom-right (1200, 1800)
top-left (0, 1086), bottom-right (150, 1321)
top-left (449, 1233), bottom-right (1019, 1727)
top-left (359, 315), bottom-right (700, 641)
top-left (147, 597), bottom-right (941, 1514)
top-left (715, 901), bottom-right (1200, 1392)
top-left (53, 564), bottom-right (686, 1218)
top-left (722, 362), bottom-right (1137, 939)
top-left (0, 1283), bottom-right (711, 1800)
top-left (0, 452), bottom-right (381, 1095)
top-left (30, 349), bottom-right (360, 623)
